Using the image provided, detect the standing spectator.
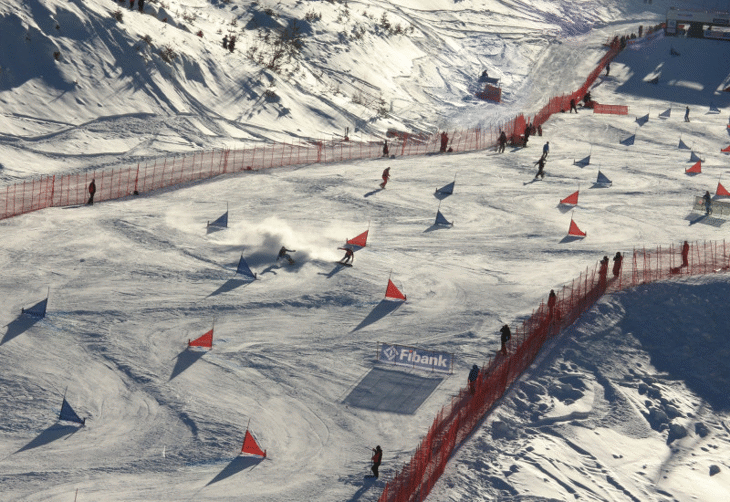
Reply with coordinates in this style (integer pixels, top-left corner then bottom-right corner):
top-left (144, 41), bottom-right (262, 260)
top-left (382, 140), bottom-right (389, 157)
top-left (468, 364), bottom-right (479, 395)
top-left (500, 324), bottom-right (511, 355)
top-left (570, 98), bottom-right (578, 113)
top-left (138, 0), bottom-right (144, 12)
top-left (370, 446), bottom-right (382, 479)
top-left (228, 36), bottom-right (236, 52)
top-left (599, 256), bottom-right (609, 290)
top-left (684, 106), bottom-right (690, 122)
top-left (222, 35), bottom-right (229, 50)
top-left (87, 179), bottom-right (96, 205)
top-left (129, 0), bottom-right (134, 9)
top-left (547, 289), bottom-right (557, 319)
top-left (681, 240), bottom-right (690, 268)
top-left (523, 122), bottom-right (531, 147)
top-left (440, 132), bottom-right (449, 153)
top-left (612, 252), bottom-right (623, 278)
top-left (703, 190), bottom-right (712, 215)
top-left (380, 167), bottom-right (391, 189)
top-left (605, 63), bottom-right (610, 76)
top-left (542, 141), bottom-right (550, 159)
top-left (498, 131), bottom-right (507, 153)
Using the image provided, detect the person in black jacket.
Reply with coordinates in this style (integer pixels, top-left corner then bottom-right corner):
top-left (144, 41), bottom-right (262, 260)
top-left (468, 364), bottom-right (479, 394)
top-left (87, 179), bottom-right (96, 205)
top-left (500, 324), bottom-right (511, 355)
top-left (498, 131), bottom-right (507, 153)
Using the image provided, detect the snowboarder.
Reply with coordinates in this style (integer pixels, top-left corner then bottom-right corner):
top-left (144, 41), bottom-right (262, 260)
top-left (681, 240), bottom-right (690, 267)
top-left (703, 190), bottom-right (712, 215)
top-left (339, 247), bottom-right (354, 265)
top-left (498, 131), bottom-right (507, 153)
top-left (570, 98), bottom-right (577, 113)
top-left (468, 364), bottom-right (479, 395)
top-left (500, 324), bottom-right (511, 355)
top-left (440, 132), bottom-right (449, 153)
top-left (542, 141), bottom-right (550, 159)
top-left (380, 167), bottom-right (390, 189)
top-left (382, 140), bottom-right (389, 157)
top-left (277, 246), bottom-right (296, 265)
top-left (534, 156), bottom-right (546, 179)
top-left (684, 106), bottom-right (690, 122)
top-left (87, 179), bottom-right (96, 205)
top-left (612, 252), bottom-right (623, 278)
top-left (371, 446), bottom-right (382, 478)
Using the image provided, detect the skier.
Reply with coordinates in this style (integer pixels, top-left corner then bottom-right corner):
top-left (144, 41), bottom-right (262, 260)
top-left (684, 106), bottom-right (690, 122)
top-left (570, 98), bottom-right (577, 113)
top-left (703, 190), bottom-right (712, 215)
top-left (498, 131), bottom-right (507, 153)
top-left (87, 179), bottom-right (96, 205)
top-left (339, 247), bottom-right (354, 265)
top-left (500, 324), bottom-right (511, 355)
top-left (542, 141), bottom-right (550, 159)
top-left (371, 446), bottom-right (382, 479)
top-left (380, 167), bottom-right (391, 189)
top-left (440, 132), bottom-right (449, 153)
top-left (612, 252), bottom-right (623, 278)
top-left (534, 156), bottom-right (546, 180)
top-left (277, 246), bottom-right (296, 265)
top-left (382, 140), bottom-right (389, 157)
top-left (468, 364), bottom-right (479, 395)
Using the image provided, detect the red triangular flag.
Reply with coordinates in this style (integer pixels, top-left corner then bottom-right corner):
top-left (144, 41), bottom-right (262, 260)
top-left (560, 191), bottom-right (579, 205)
top-left (686, 160), bottom-right (701, 174)
top-left (722, 145), bottom-right (730, 153)
top-left (241, 430), bottom-right (266, 457)
top-left (188, 329), bottom-right (213, 348)
top-left (385, 279), bottom-right (406, 301)
top-left (346, 230), bottom-right (368, 248)
top-left (568, 219), bottom-right (586, 237)
top-left (717, 182), bottom-right (730, 196)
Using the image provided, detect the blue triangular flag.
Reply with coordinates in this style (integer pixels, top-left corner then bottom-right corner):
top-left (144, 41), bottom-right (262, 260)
top-left (636, 114), bottom-right (649, 126)
top-left (575, 155), bottom-right (591, 166)
top-left (23, 298), bottom-right (47, 318)
top-left (690, 151), bottom-right (702, 162)
top-left (208, 211), bottom-right (228, 228)
top-left (620, 134), bottom-right (635, 146)
top-left (236, 255), bottom-right (256, 279)
top-left (596, 170), bottom-right (612, 185)
top-left (659, 108), bottom-right (671, 118)
top-left (436, 181), bottom-right (455, 195)
top-left (678, 138), bottom-right (690, 150)
top-left (59, 398), bottom-right (85, 425)
top-left (435, 210), bottom-right (452, 226)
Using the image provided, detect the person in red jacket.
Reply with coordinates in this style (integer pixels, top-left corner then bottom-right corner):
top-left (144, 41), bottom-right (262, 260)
top-left (87, 179), bottom-right (96, 205)
top-left (380, 167), bottom-right (391, 189)
top-left (371, 445), bottom-right (382, 478)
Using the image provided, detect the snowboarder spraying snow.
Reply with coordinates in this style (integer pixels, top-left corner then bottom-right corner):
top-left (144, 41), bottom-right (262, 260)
top-left (380, 167), bottom-right (391, 188)
top-left (612, 252), bottom-right (623, 278)
top-left (468, 364), bottom-right (479, 395)
top-left (684, 106), bottom-right (690, 122)
top-left (371, 446), bottom-right (382, 478)
top-left (703, 190), bottom-right (712, 215)
top-left (570, 99), bottom-right (577, 113)
top-left (277, 246), bottom-right (296, 265)
top-left (87, 179), bottom-right (96, 205)
top-left (338, 247), bottom-right (354, 265)
top-left (500, 324), bottom-right (511, 355)
top-left (498, 131), bottom-right (507, 153)
top-left (440, 132), bottom-right (449, 153)
top-left (382, 140), bottom-right (389, 157)
top-left (534, 156), bottom-right (546, 179)
top-left (542, 141), bottom-right (550, 158)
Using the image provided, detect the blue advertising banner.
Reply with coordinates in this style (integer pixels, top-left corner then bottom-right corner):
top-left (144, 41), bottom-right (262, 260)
top-left (377, 342), bottom-right (453, 374)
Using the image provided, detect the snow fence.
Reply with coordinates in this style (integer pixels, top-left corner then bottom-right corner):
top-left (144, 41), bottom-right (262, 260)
top-left (377, 240), bottom-right (730, 502)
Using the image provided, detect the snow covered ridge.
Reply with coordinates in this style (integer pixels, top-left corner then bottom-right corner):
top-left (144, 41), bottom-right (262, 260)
top-left (379, 240), bottom-right (730, 502)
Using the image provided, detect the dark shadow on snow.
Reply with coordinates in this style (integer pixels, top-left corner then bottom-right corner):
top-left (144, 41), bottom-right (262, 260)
top-left (686, 213), bottom-right (724, 227)
top-left (169, 348), bottom-right (206, 381)
top-left (559, 235), bottom-right (585, 244)
top-left (343, 366), bottom-right (442, 414)
top-left (343, 473), bottom-right (378, 502)
top-left (206, 225), bottom-right (227, 235)
top-left (207, 278), bottom-right (252, 297)
top-left (557, 204), bottom-right (576, 214)
top-left (351, 300), bottom-right (402, 332)
top-left (206, 455), bottom-right (263, 486)
top-left (15, 424), bottom-right (80, 453)
top-left (364, 188), bottom-right (384, 198)
top-left (424, 223), bottom-right (451, 233)
top-left (2, 314), bottom-right (42, 345)
top-left (320, 264), bottom-right (347, 279)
